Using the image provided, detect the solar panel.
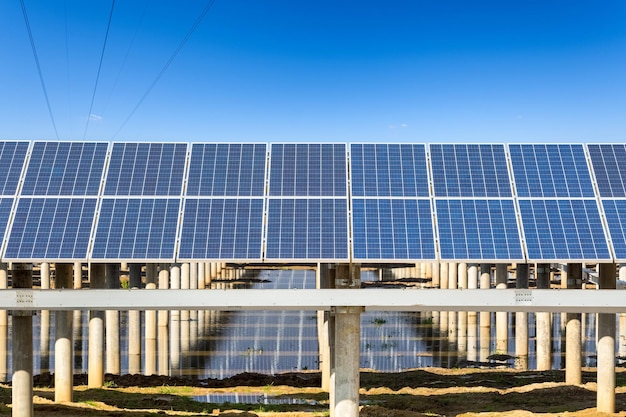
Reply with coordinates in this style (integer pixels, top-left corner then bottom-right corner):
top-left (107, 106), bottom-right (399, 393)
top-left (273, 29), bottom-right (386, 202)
top-left (588, 144), bottom-right (626, 197)
top-left (0, 198), bottom-right (15, 243)
top-left (518, 199), bottom-right (611, 261)
top-left (178, 198), bottom-right (264, 260)
top-left (4, 198), bottom-right (97, 260)
top-left (104, 142), bottom-right (187, 196)
top-left (350, 144), bottom-right (429, 197)
top-left (352, 198), bottom-right (435, 260)
top-left (21, 142), bottom-right (108, 196)
top-left (269, 144), bottom-right (347, 196)
top-left (430, 144), bottom-right (512, 197)
top-left (265, 198), bottom-right (349, 260)
top-left (600, 200), bottom-right (626, 260)
top-left (91, 198), bottom-right (180, 260)
top-left (509, 144), bottom-right (594, 197)
top-left (0, 141), bottom-right (29, 196)
top-left (187, 143), bottom-right (266, 196)
top-left (436, 199), bottom-right (523, 261)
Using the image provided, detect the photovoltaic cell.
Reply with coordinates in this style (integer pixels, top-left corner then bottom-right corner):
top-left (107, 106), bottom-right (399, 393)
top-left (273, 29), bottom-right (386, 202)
top-left (436, 199), bottom-right (523, 260)
top-left (600, 200), bottom-right (626, 260)
top-left (0, 198), bottom-right (15, 240)
top-left (187, 144), bottom-right (266, 196)
top-left (21, 142), bottom-right (108, 196)
top-left (509, 144), bottom-right (594, 197)
top-left (265, 198), bottom-right (349, 260)
top-left (588, 144), bottom-right (626, 197)
top-left (352, 199), bottom-right (435, 260)
top-left (4, 198), bottom-right (97, 260)
top-left (518, 199), bottom-right (610, 261)
top-left (104, 142), bottom-right (187, 196)
top-left (0, 141), bottom-right (29, 195)
top-left (269, 144), bottom-right (347, 196)
top-left (350, 144), bottom-right (429, 197)
top-left (430, 144), bottom-right (512, 197)
top-left (91, 198), bottom-right (180, 260)
top-left (178, 198), bottom-right (264, 260)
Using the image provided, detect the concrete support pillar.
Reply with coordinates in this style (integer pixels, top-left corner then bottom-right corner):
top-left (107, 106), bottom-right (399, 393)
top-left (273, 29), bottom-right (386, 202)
top-left (12, 263), bottom-right (34, 417)
top-left (479, 264), bottom-right (491, 362)
top-left (54, 264), bottom-right (74, 402)
top-left (0, 263), bottom-right (7, 382)
top-left (145, 264), bottom-right (158, 375)
top-left (331, 264), bottom-right (361, 417)
top-left (515, 263), bottom-right (529, 370)
top-left (431, 262), bottom-right (440, 288)
top-left (457, 263), bottom-right (468, 354)
top-left (447, 263), bottom-right (457, 349)
top-left (619, 265), bottom-right (626, 359)
top-left (158, 264), bottom-right (170, 375)
top-left (565, 263), bottom-right (583, 385)
top-left (73, 262), bottom-right (82, 289)
top-left (128, 264), bottom-right (142, 375)
top-left (317, 263), bottom-right (332, 391)
top-left (105, 263), bottom-right (120, 375)
top-left (169, 264), bottom-right (181, 376)
top-left (495, 264), bottom-right (508, 354)
top-left (180, 263), bottom-right (191, 371)
top-left (439, 262), bottom-right (448, 289)
top-left (38, 262), bottom-right (51, 374)
top-left (466, 264), bottom-right (478, 362)
top-left (597, 263), bottom-right (616, 413)
top-left (536, 263), bottom-right (551, 371)
top-left (88, 264), bottom-right (105, 388)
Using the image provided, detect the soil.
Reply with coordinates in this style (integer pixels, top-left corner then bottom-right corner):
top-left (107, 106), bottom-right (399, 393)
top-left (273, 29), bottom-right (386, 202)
top-left (3, 367), bottom-right (626, 416)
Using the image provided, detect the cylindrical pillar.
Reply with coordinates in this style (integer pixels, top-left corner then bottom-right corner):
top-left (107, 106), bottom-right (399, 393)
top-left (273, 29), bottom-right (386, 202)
top-left (55, 263), bottom-right (74, 402)
top-left (158, 264), bottom-right (170, 375)
top-left (536, 263), bottom-right (551, 371)
top-left (479, 264), bottom-right (491, 362)
top-left (0, 263), bottom-right (7, 382)
top-left (105, 263), bottom-right (120, 375)
top-left (73, 262), bottom-right (82, 289)
top-left (566, 263), bottom-right (582, 385)
top-left (515, 264), bottom-right (529, 370)
top-left (466, 264), bottom-right (478, 362)
top-left (495, 264), bottom-right (508, 354)
top-left (597, 263), bottom-right (616, 413)
top-left (170, 263), bottom-right (181, 376)
top-left (128, 264), bottom-right (143, 375)
top-left (431, 263), bottom-right (440, 288)
top-left (12, 263), bottom-right (34, 417)
top-left (88, 264), bottom-right (105, 388)
top-left (317, 263), bottom-right (332, 391)
top-left (144, 264), bottom-right (158, 375)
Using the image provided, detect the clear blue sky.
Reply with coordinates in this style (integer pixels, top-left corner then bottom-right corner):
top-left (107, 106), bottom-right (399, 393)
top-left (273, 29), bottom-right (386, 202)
top-left (2, 1), bottom-right (625, 143)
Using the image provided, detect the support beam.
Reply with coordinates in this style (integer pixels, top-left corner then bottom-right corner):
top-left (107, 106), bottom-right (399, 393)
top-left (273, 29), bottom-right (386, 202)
top-left (317, 263), bottom-right (332, 391)
top-left (597, 263), bottom-right (616, 413)
top-left (12, 263), bottom-right (33, 417)
top-left (54, 264), bottom-right (74, 402)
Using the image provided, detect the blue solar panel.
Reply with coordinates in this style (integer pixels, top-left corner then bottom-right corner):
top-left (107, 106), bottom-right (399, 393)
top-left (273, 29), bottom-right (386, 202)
top-left (600, 200), bottom-right (626, 260)
top-left (265, 198), bottom-right (349, 260)
top-left (178, 198), bottom-right (264, 260)
top-left (269, 144), bottom-right (347, 196)
top-left (21, 142), bottom-right (108, 196)
top-left (436, 199), bottom-right (523, 260)
top-left (350, 144), bottom-right (429, 197)
top-left (430, 144), bottom-right (512, 197)
top-left (4, 198), bottom-right (97, 260)
top-left (187, 144), bottom-right (266, 196)
top-left (509, 144), bottom-right (594, 197)
top-left (0, 198), bottom-right (15, 240)
top-left (0, 142), bottom-right (29, 195)
top-left (104, 143), bottom-right (187, 196)
top-left (518, 199), bottom-right (610, 261)
top-left (352, 198), bottom-right (435, 260)
top-left (91, 198), bottom-right (180, 260)
top-left (588, 144), bottom-right (626, 197)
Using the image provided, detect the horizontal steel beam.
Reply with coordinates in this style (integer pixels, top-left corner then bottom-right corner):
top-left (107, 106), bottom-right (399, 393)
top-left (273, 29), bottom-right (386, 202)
top-left (1, 288), bottom-right (626, 313)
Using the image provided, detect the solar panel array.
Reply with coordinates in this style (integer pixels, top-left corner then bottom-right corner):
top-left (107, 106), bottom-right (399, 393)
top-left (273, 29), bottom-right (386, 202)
top-left (1, 141), bottom-right (626, 263)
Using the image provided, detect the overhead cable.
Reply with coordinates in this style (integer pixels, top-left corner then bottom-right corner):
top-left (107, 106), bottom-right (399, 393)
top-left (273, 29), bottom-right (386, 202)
top-left (19, 0), bottom-right (60, 140)
top-left (112, 0), bottom-right (217, 140)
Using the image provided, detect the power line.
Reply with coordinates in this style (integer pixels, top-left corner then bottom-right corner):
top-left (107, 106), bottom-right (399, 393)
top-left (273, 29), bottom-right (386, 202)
top-left (112, 0), bottom-right (217, 140)
top-left (19, 0), bottom-right (60, 140)
top-left (82, 0), bottom-right (116, 140)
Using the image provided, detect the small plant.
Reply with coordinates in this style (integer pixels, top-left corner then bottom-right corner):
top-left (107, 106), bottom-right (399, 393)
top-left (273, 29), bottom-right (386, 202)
top-left (371, 317), bottom-right (387, 326)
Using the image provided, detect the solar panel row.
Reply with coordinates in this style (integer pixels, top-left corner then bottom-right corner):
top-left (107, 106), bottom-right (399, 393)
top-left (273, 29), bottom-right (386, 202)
top-left (0, 141), bottom-right (625, 263)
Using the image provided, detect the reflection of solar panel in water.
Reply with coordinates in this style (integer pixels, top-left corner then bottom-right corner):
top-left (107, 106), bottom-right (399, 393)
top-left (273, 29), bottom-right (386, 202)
top-left (0, 141), bottom-right (29, 196)
top-left (352, 198), bottom-right (435, 261)
top-left (91, 198), bottom-right (180, 261)
top-left (350, 144), bottom-right (429, 197)
top-left (265, 198), bottom-right (349, 261)
top-left (269, 144), bottom-right (347, 196)
top-left (4, 197), bottom-right (97, 260)
top-left (588, 144), bottom-right (626, 197)
top-left (21, 142), bottom-right (108, 196)
top-left (436, 199), bottom-right (523, 261)
top-left (518, 199), bottom-right (611, 261)
top-left (509, 144), bottom-right (594, 197)
top-left (187, 143), bottom-right (266, 196)
top-left (104, 142), bottom-right (187, 196)
top-left (430, 144), bottom-right (511, 197)
top-left (178, 198), bottom-right (264, 261)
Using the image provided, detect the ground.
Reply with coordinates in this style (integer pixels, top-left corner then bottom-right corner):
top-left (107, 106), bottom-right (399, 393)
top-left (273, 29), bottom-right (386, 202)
top-left (3, 368), bottom-right (626, 416)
